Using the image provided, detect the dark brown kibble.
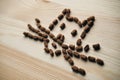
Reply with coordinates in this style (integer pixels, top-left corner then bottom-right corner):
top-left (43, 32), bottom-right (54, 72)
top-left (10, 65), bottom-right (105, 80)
top-left (73, 17), bottom-right (79, 23)
top-left (64, 54), bottom-right (70, 60)
top-left (62, 8), bottom-right (67, 15)
top-left (96, 58), bottom-right (104, 66)
top-left (73, 52), bottom-right (80, 58)
top-left (40, 26), bottom-right (46, 32)
top-left (51, 42), bottom-right (57, 49)
top-left (66, 16), bottom-right (73, 22)
top-left (76, 46), bottom-right (83, 52)
top-left (58, 14), bottom-right (64, 20)
top-left (52, 37), bottom-right (57, 42)
top-left (80, 31), bottom-right (86, 39)
top-left (43, 38), bottom-right (49, 43)
top-left (60, 35), bottom-right (65, 42)
top-left (77, 21), bottom-right (82, 28)
top-left (38, 36), bottom-right (44, 42)
top-left (28, 24), bottom-right (39, 33)
top-left (56, 34), bottom-right (62, 39)
top-left (49, 33), bottom-right (55, 38)
top-left (49, 49), bottom-right (54, 57)
top-left (44, 41), bottom-right (48, 48)
top-left (62, 44), bottom-right (68, 49)
top-left (78, 68), bottom-right (86, 76)
top-left (57, 39), bottom-right (63, 45)
top-left (71, 66), bottom-right (78, 73)
top-left (88, 21), bottom-right (94, 27)
top-left (84, 44), bottom-right (90, 52)
top-left (35, 18), bottom-right (40, 23)
top-left (55, 50), bottom-right (61, 56)
top-left (69, 44), bottom-right (75, 50)
top-left (33, 36), bottom-right (39, 41)
top-left (62, 49), bottom-right (67, 54)
top-left (93, 43), bottom-right (100, 51)
top-left (60, 23), bottom-right (66, 30)
top-left (80, 54), bottom-right (88, 61)
top-left (71, 29), bottom-right (77, 37)
top-left (84, 26), bottom-right (90, 33)
top-left (53, 19), bottom-right (58, 25)
top-left (66, 9), bottom-right (71, 14)
top-left (87, 16), bottom-right (95, 22)
top-left (49, 23), bottom-right (54, 31)
top-left (45, 29), bottom-right (50, 34)
top-left (68, 58), bottom-right (74, 66)
top-left (67, 49), bottom-right (73, 57)
top-left (42, 33), bottom-right (48, 38)
top-left (37, 32), bottom-right (42, 36)
top-left (88, 56), bottom-right (96, 62)
top-left (44, 47), bottom-right (50, 53)
top-left (23, 32), bottom-right (29, 37)
top-left (82, 20), bottom-right (87, 26)
top-left (76, 39), bottom-right (82, 46)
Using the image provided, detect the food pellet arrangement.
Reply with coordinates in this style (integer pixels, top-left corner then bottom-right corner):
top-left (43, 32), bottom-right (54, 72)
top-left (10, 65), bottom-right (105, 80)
top-left (23, 8), bottom-right (104, 76)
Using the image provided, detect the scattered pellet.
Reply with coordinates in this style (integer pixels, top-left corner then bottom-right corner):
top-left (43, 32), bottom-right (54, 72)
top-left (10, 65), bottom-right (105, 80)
top-left (43, 38), bottom-right (49, 43)
top-left (38, 36), bottom-right (44, 42)
top-left (73, 52), bottom-right (80, 58)
top-left (77, 21), bottom-right (82, 28)
top-left (40, 26), bottom-right (46, 32)
top-left (44, 41), bottom-right (48, 48)
top-left (88, 21), bottom-right (94, 27)
top-left (66, 16), bottom-right (73, 22)
top-left (68, 58), bottom-right (74, 66)
top-left (64, 54), bottom-right (70, 60)
top-left (84, 26), bottom-right (90, 33)
top-left (76, 39), bottom-right (82, 46)
top-left (55, 50), bottom-right (61, 56)
top-left (80, 31), bottom-right (86, 39)
top-left (58, 14), bottom-right (64, 20)
top-left (23, 32), bottom-right (29, 37)
top-left (49, 33), bottom-right (55, 38)
top-left (73, 17), bottom-right (79, 23)
top-left (78, 68), bottom-right (86, 76)
top-left (62, 49), bottom-right (67, 54)
top-left (96, 58), bottom-right (104, 66)
top-left (62, 8), bottom-right (67, 15)
top-left (82, 20), bottom-right (87, 26)
top-left (67, 49), bottom-right (73, 57)
top-left (84, 44), bottom-right (90, 52)
top-left (80, 54), bottom-right (88, 61)
top-left (76, 46), bottom-right (83, 52)
top-left (69, 44), bottom-right (75, 50)
top-left (93, 43), bottom-right (100, 51)
top-left (52, 37), bottom-right (57, 42)
top-left (62, 44), bottom-right (68, 49)
top-left (60, 23), bottom-right (66, 30)
top-left (44, 47), bottom-right (50, 53)
top-left (56, 34), bottom-right (62, 39)
top-left (87, 16), bottom-right (95, 22)
top-left (44, 29), bottom-right (50, 34)
top-left (71, 29), bottom-right (77, 37)
top-left (53, 19), bottom-right (58, 25)
top-left (32, 36), bottom-right (39, 41)
top-left (57, 39), bottom-right (63, 45)
top-left (49, 23), bottom-right (54, 31)
top-left (60, 35), bottom-right (65, 42)
top-left (51, 42), bottom-right (57, 49)
top-left (28, 24), bottom-right (40, 33)
top-left (42, 33), bottom-right (48, 38)
top-left (88, 56), bottom-right (96, 62)
top-left (35, 18), bottom-right (40, 23)
top-left (71, 66), bottom-right (78, 73)
top-left (66, 9), bottom-right (71, 14)
top-left (49, 49), bottom-right (54, 57)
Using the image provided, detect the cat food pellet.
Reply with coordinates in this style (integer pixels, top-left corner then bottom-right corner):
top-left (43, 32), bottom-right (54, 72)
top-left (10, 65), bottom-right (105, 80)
top-left (56, 34), bottom-right (62, 39)
top-left (28, 24), bottom-right (40, 33)
top-left (35, 18), bottom-right (40, 23)
top-left (68, 58), bottom-right (74, 66)
top-left (84, 26), bottom-right (90, 33)
top-left (64, 54), bottom-right (70, 60)
top-left (76, 39), bottom-right (82, 46)
top-left (84, 44), bottom-right (90, 52)
top-left (62, 49), bottom-right (67, 54)
top-left (93, 43), bottom-right (100, 50)
top-left (43, 38), bottom-right (49, 43)
top-left (80, 54), bottom-right (88, 61)
top-left (33, 36), bottom-right (39, 41)
top-left (55, 50), bottom-right (61, 56)
top-left (42, 33), bottom-right (48, 38)
top-left (88, 21), bottom-right (94, 27)
top-left (80, 31), bottom-right (86, 39)
top-left (69, 44), bottom-right (75, 50)
top-left (62, 8), bottom-right (67, 15)
top-left (67, 49), bottom-right (73, 57)
top-left (38, 36), bottom-right (44, 42)
top-left (82, 20), bottom-right (87, 26)
top-left (52, 37), bottom-right (57, 42)
top-left (60, 23), bottom-right (66, 30)
top-left (44, 47), bottom-right (50, 53)
top-left (53, 19), bottom-right (58, 25)
top-left (49, 23), bottom-right (54, 31)
top-left (73, 52), bottom-right (80, 58)
top-left (66, 9), bottom-right (71, 14)
top-left (49, 33), bottom-right (55, 38)
top-left (57, 39), bottom-right (63, 45)
top-left (78, 68), bottom-right (86, 76)
top-left (45, 29), bottom-right (50, 34)
top-left (77, 21), bottom-right (82, 28)
top-left (71, 66), bottom-right (78, 73)
top-left (66, 16), bottom-right (73, 22)
top-left (96, 58), bottom-right (104, 66)
top-left (37, 32), bottom-right (42, 36)
top-left (58, 14), bottom-right (64, 20)
top-left (73, 17), bottom-right (79, 23)
top-left (23, 32), bottom-right (29, 37)
top-left (76, 46), bottom-right (83, 52)
top-left (51, 42), bottom-right (57, 49)
top-left (88, 56), bottom-right (96, 62)
top-left (87, 16), bottom-right (95, 22)
top-left (62, 44), bottom-right (68, 49)
top-left (49, 49), bottom-right (54, 57)
top-left (71, 29), bottom-right (77, 37)
top-left (40, 26), bottom-right (46, 32)
top-left (44, 41), bottom-right (48, 48)
top-left (60, 35), bottom-right (65, 42)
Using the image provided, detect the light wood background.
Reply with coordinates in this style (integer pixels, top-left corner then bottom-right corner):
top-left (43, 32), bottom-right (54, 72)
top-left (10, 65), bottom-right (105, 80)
top-left (0, 0), bottom-right (120, 80)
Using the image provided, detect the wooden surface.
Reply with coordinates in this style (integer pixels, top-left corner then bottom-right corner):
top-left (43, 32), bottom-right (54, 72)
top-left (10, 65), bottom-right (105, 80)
top-left (0, 0), bottom-right (120, 80)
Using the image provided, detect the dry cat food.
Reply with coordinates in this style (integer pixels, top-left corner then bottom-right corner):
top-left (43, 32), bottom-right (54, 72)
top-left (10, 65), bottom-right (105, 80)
top-left (23, 8), bottom-right (104, 76)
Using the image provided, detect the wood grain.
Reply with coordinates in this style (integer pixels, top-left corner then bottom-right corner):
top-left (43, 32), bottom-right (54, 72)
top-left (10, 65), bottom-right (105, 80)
top-left (0, 0), bottom-right (120, 80)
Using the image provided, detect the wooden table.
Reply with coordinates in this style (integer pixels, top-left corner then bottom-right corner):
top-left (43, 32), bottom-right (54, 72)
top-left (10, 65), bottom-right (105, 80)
top-left (0, 0), bottom-right (120, 80)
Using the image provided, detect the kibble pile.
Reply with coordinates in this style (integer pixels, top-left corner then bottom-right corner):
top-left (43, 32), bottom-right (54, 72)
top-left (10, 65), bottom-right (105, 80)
top-left (23, 8), bottom-right (104, 76)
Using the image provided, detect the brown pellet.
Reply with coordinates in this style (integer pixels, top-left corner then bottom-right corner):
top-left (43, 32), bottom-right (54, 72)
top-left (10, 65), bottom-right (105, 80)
top-left (87, 16), bottom-right (95, 22)
top-left (60, 35), bottom-right (65, 42)
top-left (71, 66), bottom-right (78, 73)
top-left (82, 20), bottom-right (87, 26)
top-left (23, 32), bottom-right (29, 37)
top-left (62, 8), bottom-right (67, 15)
top-left (44, 47), bottom-right (50, 53)
top-left (88, 56), bottom-right (96, 62)
top-left (49, 23), bottom-right (54, 31)
top-left (49, 49), bottom-right (54, 57)
top-left (42, 33), bottom-right (48, 38)
top-left (43, 38), bottom-right (49, 43)
top-left (32, 36), bottom-right (39, 41)
top-left (96, 58), bottom-right (104, 66)
top-left (62, 49), bottom-right (67, 54)
top-left (60, 23), bottom-right (66, 30)
top-left (73, 52), bottom-right (80, 58)
top-left (78, 68), bottom-right (86, 76)
top-left (51, 42), bottom-right (57, 49)
top-left (28, 24), bottom-right (39, 33)
top-left (76, 46), bottom-right (83, 52)
top-left (62, 44), bottom-right (68, 49)
top-left (37, 32), bottom-right (42, 36)
top-left (56, 34), bottom-right (62, 39)
top-left (68, 58), bottom-right (74, 66)
top-left (84, 44), bottom-right (90, 52)
top-left (69, 44), bottom-right (75, 50)
top-left (57, 39), bottom-right (63, 45)
top-left (58, 14), bottom-right (64, 20)
top-left (44, 29), bottom-right (50, 34)
top-left (38, 36), bottom-right (44, 42)
top-left (55, 50), bottom-right (61, 56)
top-left (53, 19), bottom-right (58, 25)
top-left (77, 21), bottom-right (82, 28)
top-left (66, 16), bottom-right (73, 22)
top-left (52, 37), bottom-right (57, 42)
top-left (80, 54), bottom-right (88, 61)
top-left (84, 26), bottom-right (90, 33)
top-left (44, 41), bottom-right (48, 48)
top-left (76, 39), bottom-right (82, 46)
top-left (66, 9), bottom-right (71, 14)
top-left (73, 17), bottom-right (79, 23)
top-left (93, 43), bottom-right (100, 51)
top-left (67, 49), bottom-right (73, 57)
top-left (88, 21), bottom-right (94, 27)
top-left (71, 29), bottom-right (77, 37)
top-left (35, 18), bottom-right (40, 23)
top-left (49, 33), bottom-right (55, 38)
top-left (80, 31), bottom-right (86, 39)
top-left (64, 54), bottom-right (70, 60)
top-left (40, 26), bottom-right (46, 32)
